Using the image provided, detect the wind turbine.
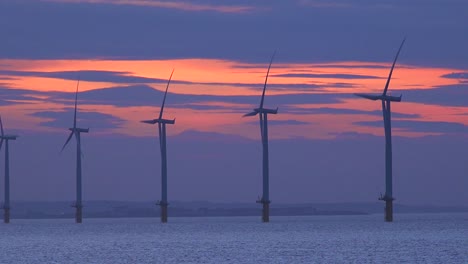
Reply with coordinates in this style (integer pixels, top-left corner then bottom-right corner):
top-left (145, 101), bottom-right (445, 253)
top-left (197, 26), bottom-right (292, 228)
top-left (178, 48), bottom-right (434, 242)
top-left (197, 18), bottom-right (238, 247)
top-left (0, 116), bottom-right (18, 223)
top-left (354, 38), bottom-right (406, 222)
top-left (243, 52), bottom-right (278, 223)
top-left (61, 79), bottom-right (89, 223)
top-left (141, 70), bottom-right (175, 223)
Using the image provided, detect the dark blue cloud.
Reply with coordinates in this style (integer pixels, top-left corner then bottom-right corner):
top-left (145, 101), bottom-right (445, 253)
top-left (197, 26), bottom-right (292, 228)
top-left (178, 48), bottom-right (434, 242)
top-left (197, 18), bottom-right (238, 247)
top-left (311, 64), bottom-right (390, 69)
top-left (285, 106), bottom-right (420, 118)
top-left (171, 103), bottom-right (244, 112)
top-left (49, 85), bottom-right (344, 107)
top-left (273, 73), bottom-right (382, 79)
top-left (441, 72), bottom-right (468, 79)
top-left (0, 70), bottom-right (166, 84)
top-left (355, 120), bottom-right (468, 134)
top-left (0, 87), bottom-right (43, 105)
top-left (0, 76), bottom-right (17, 80)
top-left (262, 83), bottom-right (353, 90)
top-left (328, 131), bottom-right (378, 139)
top-left (0, 69), bottom-right (345, 91)
top-left (174, 129), bottom-right (250, 143)
top-left (0, 80), bottom-right (345, 113)
top-left (246, 119), bottom-right (310, 126)
top-left (30, 110), bottom-right (125, 131)
top-left (403, 84), bottom-right (468, 107)
top-left (0, 0), bottom-right (466, 68)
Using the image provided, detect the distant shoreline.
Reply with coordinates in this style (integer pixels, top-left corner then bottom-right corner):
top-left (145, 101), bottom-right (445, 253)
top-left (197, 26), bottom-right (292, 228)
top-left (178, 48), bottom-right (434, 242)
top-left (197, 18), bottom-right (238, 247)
top-left (12, 206), bottom-right (369, 219)
top-left (6, 201), bottom-right (468, 220)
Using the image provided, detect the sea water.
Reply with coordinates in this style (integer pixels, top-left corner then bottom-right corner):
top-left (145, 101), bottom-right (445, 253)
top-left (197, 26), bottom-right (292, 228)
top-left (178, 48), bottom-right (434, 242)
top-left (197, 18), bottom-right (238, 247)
top-left (0, 213), bottom-right (466, 263)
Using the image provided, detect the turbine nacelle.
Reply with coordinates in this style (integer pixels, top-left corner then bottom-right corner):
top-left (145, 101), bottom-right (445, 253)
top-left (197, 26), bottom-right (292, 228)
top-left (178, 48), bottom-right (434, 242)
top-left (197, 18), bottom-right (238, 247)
top-left (243, 107), bottom-right (279, 117)
top-left (141, 118), bottom-right (176, 125)
top-left (69, 127), bottom-right (90, 133)
top-left (354, 93), bottom-right (402, 102)
top-left (0, 135), bottom-right (18, 140)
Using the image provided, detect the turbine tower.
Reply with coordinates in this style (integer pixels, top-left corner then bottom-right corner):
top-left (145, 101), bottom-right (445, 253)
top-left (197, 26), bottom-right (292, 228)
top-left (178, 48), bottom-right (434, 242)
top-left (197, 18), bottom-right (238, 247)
top-left (354, 38), bottom-right (406, 222)
top-left (243, 52), bottom-right (278, 223)
top-left (61, 79), bottom-right (89, 224)
top-left (141, 70), bottom-right (175, 223)
top-left (0, 116), bottom-right (18, 223)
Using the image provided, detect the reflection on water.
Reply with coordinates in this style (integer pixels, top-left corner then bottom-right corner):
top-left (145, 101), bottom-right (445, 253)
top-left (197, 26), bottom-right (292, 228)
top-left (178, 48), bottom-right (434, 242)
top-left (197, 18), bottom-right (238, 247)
top-left (0, 213), bottom-right (466, 263)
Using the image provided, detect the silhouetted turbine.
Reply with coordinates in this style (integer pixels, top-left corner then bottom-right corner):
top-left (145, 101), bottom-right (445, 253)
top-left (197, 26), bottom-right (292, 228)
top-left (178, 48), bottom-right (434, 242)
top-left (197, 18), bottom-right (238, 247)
top-left (61, 79), bottom-right (89, 224)
top-left (141, 70), bottom-right (175, 223)
top-left (0, 116), bottom-right (18, 223)
top-left (354, 38), bottom-right (406, 222)
top-left (243, 51), bottom-right (278, 223)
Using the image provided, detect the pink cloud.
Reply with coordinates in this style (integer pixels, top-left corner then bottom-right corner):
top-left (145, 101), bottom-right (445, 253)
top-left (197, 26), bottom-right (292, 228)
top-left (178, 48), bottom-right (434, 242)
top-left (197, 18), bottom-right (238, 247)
top-left (42, 0), bottom-right (256, 13)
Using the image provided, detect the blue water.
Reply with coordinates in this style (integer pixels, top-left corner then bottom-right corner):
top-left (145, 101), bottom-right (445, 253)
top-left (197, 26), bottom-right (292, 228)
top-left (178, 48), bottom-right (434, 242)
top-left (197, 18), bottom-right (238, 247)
top-left (0, 214), bottom-right (466, 263)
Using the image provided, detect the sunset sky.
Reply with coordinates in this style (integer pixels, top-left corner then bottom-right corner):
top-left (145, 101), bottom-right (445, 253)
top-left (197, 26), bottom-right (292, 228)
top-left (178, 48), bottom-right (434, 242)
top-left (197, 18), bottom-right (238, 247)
top-left (0, 0), bottom-right (466, 206)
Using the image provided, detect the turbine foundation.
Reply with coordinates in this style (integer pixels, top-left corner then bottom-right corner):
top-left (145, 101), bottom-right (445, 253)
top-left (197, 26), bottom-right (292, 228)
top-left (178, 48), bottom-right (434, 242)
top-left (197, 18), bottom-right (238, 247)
top-left (75, 206), bottom-right (82, 223)
top-left (385, 200), bottom-right (393, 222)
top-left (257, 200), bottom-right (270, 223)
top-left (4, 208), bottom-right (10, 224)
top-left (380, 196), bottom-right (394, 222)
top-left (161, 204), bottom-right (168, 223)
top-left (262, 203), bottom-right (270, 223)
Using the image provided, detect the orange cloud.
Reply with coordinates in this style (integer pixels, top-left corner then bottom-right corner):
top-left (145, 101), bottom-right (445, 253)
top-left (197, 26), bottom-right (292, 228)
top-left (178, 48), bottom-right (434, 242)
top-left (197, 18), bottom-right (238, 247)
top-left (0, 59), bottom-right (462, 95)
top-left (0, 58), bottom-right (466, 139)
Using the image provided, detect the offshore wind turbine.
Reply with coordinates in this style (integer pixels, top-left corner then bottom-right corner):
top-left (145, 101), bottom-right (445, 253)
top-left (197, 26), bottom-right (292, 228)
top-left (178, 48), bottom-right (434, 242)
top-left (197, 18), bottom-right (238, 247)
top-left (0, 116), bottom-right (18, 223)
top-left (243, 52), bottom-right (278, 223)
top-left (61, 79), bottom-right (89, 223)
top-left (141, 70), bottom-right (175, 223)
top-left (354, 38), bottom-right (406, 222)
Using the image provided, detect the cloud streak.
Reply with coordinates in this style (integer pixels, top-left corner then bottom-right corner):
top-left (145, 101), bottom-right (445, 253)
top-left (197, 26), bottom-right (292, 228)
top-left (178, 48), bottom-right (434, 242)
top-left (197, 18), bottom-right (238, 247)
top-left (42, 0), bottom-right (256, 13)
top-left (355, 120), bottom-right (468, 134)
top-left (273, 73), bottom-right (383, 79)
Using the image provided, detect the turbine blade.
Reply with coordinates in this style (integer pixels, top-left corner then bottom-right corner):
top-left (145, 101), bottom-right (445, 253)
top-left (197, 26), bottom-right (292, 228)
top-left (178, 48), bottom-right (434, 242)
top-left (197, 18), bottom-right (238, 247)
top-left (141, 120), bottom-right (157, 124)
top-left (383, 38), bottom-right (406, 96)
top-left (259, 50), bottom-right (276, 109)
top-left (354, 93), bottom-right (380, 100)
top-left (73, 77), bottom-right (80, 128)
top-left (243, 111), bottom-right (258, 117)
top-left (61, 131), bottom-right (74, 153)
top-left (0, 115), bottom-right (3, 136)
top-left (159, 69), bottom-right (175, 120)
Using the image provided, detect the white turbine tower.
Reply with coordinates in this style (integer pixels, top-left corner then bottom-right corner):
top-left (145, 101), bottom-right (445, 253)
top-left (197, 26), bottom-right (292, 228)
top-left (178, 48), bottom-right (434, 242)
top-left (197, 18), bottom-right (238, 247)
top-left (354, 38), bottom-right (406, 222)
top-left (141, 70), bottom-right (175, 223)
top-left (61, 79), bottom-right (89, 223)
top-left (243, 52), bottom-right (278, 223)
top-left (0, 116), bottom-right (18, 223)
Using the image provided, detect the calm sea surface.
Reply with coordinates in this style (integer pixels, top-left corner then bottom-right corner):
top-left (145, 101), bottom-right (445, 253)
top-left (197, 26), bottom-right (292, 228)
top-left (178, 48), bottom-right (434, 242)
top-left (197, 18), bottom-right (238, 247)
top-left (0, 213), bottom-right (466, 263)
